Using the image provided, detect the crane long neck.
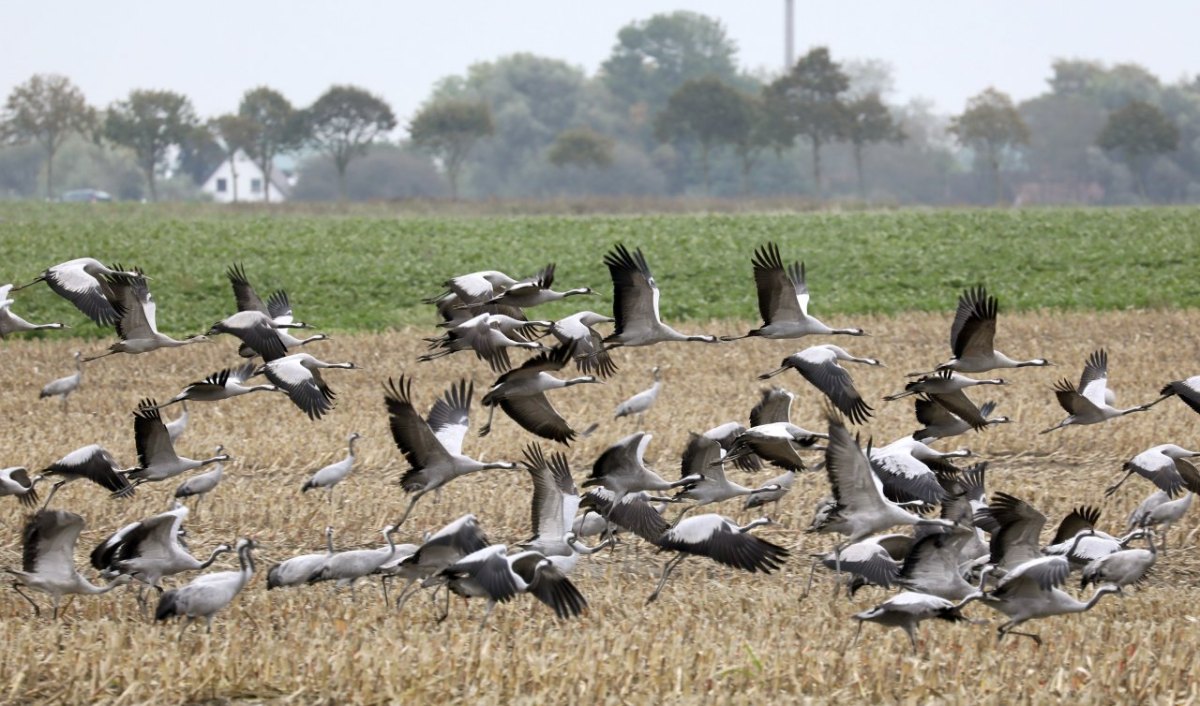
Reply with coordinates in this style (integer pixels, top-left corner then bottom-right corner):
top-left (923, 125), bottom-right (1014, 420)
top-left (1080, 586), bottom-right (1118, 613)
top-left (383, 530), bottom-right (397, 557)
top-left (347, 436), bottom-right (359, 458)
top-left (238, 545), bottom-right (256, 579)
top-left (200, 547), bottom-right (226, 569)
top-left (79, 576), bottom-right (120, 595)
top-left (325, 531), bottom-right (335, 555)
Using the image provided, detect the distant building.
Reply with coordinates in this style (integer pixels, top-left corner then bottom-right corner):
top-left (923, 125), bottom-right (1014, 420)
top-left (201, 150), bottom-right (291, 203)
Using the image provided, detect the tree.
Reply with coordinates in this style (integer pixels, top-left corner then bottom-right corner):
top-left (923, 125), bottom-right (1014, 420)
top-left (238, 87), bottom-right (303, 202)
top-left (764, 47), bottom-right (849, 198)
top-left (175, 125), bottom-right (226, 186)
top-left (303, 85), bottom-right (396, 201)
top-left (207, 114), bottom-right (257, 202)
top-left (292, 144), bottom-right (446, 201)
top-left (845, 93), bottom-right (905, 198)
top-left (1, 74), bottom-right (96, 199)
top-left (1097, 100), bottom-right (1179, 199)
top-left (949, 87), bottom-right (1030, 205)
top-left (103, 89), bottom-right (197, 201)
top-left (409, 99), bottom-right (493, 200)
top-left (731, 93), bottom-right (773, 195)
top-left (601, 11), bottom-right (742, 136)
top-left (655, 76), bottom-right (750, 193)
top-left (548, 128), bottom-right (613, 170)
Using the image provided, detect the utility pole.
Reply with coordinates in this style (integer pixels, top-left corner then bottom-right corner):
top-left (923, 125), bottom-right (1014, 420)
top-left (784, 0), bottom-right (795, 69)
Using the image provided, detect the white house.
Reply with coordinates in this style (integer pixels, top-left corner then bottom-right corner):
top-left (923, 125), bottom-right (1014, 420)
top-left (201, 150), bottom-right (291, 203)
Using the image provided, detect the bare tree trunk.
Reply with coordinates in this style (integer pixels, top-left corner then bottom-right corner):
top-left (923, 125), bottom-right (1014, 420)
top-left (853, 143), bottom-right (865, 200)
top-left (810, 136), bottom-right (823, 200)
top-left (260, 158), bottom-right (271, 203)
top-left (145, 165), bottom-right (158, 202)
top-left (740, 155), bottom-right (751, 196)
top-left (448, 168), bottom-right (460, 201)
top-left (988, 144), bottom-right (1004, 206)
top-left (45, 148), bottom-right (55, 201)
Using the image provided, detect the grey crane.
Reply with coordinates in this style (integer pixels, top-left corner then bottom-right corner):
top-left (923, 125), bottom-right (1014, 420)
top-left (912, 286), bottom-right (1051, 375)
top-left (13, 257), bottom-right (142, 326)
top-left (155, 363), bottom-right (278, 407)
top-left (309, 525), bottom-right (405, 598)
top-left (583, 432), bottom-right (698, 537)
top-left (805, 533), bottom-right (909, 598)
top-left (869, 435), bottom-right (971, 506)
top-left (267, 527), bottom-right (336, 589)
top-left (426, 269), bottom-right (519, 306)
top-left (723, 386), bottom-right (826, 472)
top-left (1129, 491), bottom-right (1193, 554)
top-left (672, 433), bottom-right (781, 520)
top-left (90, 503), bottom-right (231, 608)
top-left (484, 263), bottom-right (594, 308)
top-left (38, 351), bottom-right (84, 411)
top-left (760, 345), bottom-right (882, 425)
top-left (895, 528), bottom-right (980, 602)
top-left (744, 468), bottom-right (797, 514)
top-left (225, 262), bottom-right (314, 329)
top-left (602, 244), bottom-right (718, 348)
top-left (39, 444), bottom-right (134, 508)
top-left (807, 410), bottom-right (956, 576)
top-left (548, 310), bottom-right (618, 378)
top-left (7, 509), bottom-right (133, 618)
top-left (0, 466), bottom-right (41, 508)
top-left (853, 591), bottom-right (969, 653)
top-left (256, 352), bottom-right (358, 420)
top-left (207, 310), bottom-right (289, 361)
top-left (520, 444), bottom-right (611, 574)
top-left (1106, 443), bottom-right (1200, 498)
top-left (420, 312), bottom-right (550, 372)
top-left (155, 538), bottom-right (258, 635)
top-left (302, 432), bottom-right (362, 501)
top-left (123, 400), bottom-right (229, 487)
top-left (613, 367), bottom-right (661, 422)
top-left (578, 488), bottom-right (673, 544)
top-left (647, 515), bottom-right (788, 604)
top-left (1079, 529), bottom-right (1156, 592)
top-left (386, 376), bottom-right (517, 528)
top-left (956, 555), bottom-right (1120, 646)
top-left (173, 446), bottom-right (228, 513)
top-left (0, 283), bottom-right (68, 337)
top-left (83, 271), bottom-right (208, 361)
top-left (383, 514), bottom-right (490, 610)
top-left (723, 242), bottom-right (866, 340)
top-left (425, 544), bottom-right (588, 627)
top-left (1042, 349), bottom-right (1156, 433)
top-left (479, 343), bottom-right (599, 444)
top-left (911, 396), bottom-right (1010, 442)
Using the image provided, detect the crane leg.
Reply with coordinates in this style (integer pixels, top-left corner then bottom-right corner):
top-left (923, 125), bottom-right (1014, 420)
top-left (393, 579), bottom-right (419, 611)
top-left (904, 626), bottom-right (918, 653)
top-left (646, 554), bottom-right (687, 604)
top-left (1104, 470), bottom-right (1134, 497)
top-left (394, 491), bottom-right (427, 529)
top-left (479, 404), bottom-right (497, 437)
top-left (12, 583), bottom-right (40, 617)
top-left (670, 504), bottom-right (697, 528)
top-left (436, 586), bottom-right (451, 624)
top-left (51, 596), bottom-right (61, 621)
top-left (997, 622), bottom-right (1042, 647)
top-left (801, 556), bottom-right (822, 599)
top-left (478, 600), bottom-right (496, 631)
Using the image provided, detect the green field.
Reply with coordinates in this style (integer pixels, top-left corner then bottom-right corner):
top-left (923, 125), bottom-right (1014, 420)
top-left (1, 204), bottom-right (1197, 336)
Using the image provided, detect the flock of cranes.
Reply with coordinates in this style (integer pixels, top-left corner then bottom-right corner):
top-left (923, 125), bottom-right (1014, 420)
top-left (0, 246), bottom-right (1197, 652)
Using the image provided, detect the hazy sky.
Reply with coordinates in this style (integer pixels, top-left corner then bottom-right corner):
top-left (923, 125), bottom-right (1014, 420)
top-left (6, 1), bottom-right (1197, 127)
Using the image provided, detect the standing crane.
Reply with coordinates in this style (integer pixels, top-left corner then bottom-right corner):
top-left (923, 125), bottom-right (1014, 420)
top-left (614, 367), bottom-right (662, 423)
top-left (853, 591), bottom-right (968, 653)
top-left (155, 538), bottom-right (259, 635)
top-left (267, 527), bottom-right (336, 589)
top-left (173, 446), bottom-right (228, 514)
top-left (302, 432), bottom-right (363, 501)
top-left (39, 351), bottom-right (84, 411)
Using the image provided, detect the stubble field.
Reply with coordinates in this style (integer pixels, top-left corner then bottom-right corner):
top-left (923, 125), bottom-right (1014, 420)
top-left (1, 307), bottom-right (1199, 704)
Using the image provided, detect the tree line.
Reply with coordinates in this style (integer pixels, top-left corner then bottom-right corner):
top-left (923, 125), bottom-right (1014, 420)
top-left (2, 10), bottom-right (1196, 205)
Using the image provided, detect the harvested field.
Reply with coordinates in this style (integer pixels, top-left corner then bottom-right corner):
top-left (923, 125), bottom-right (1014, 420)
top-left (1, 309), bottom-right (1199, 704)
